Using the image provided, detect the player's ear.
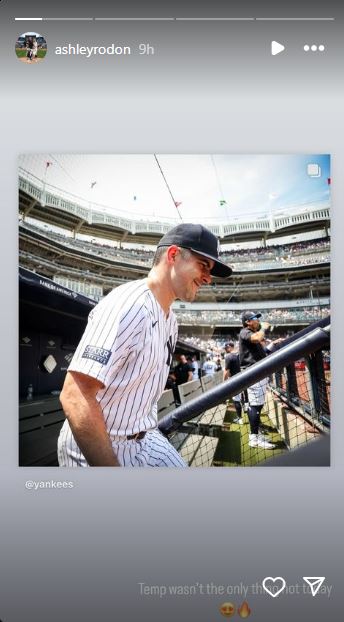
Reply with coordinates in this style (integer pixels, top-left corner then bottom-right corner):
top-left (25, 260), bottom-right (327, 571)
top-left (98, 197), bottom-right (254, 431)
top-left (166, 245), bottom-right (179, 263)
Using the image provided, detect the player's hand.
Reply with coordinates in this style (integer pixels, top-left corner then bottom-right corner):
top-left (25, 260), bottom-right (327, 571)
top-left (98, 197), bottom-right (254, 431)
top-left (261, 321), bottom-right (271, 331)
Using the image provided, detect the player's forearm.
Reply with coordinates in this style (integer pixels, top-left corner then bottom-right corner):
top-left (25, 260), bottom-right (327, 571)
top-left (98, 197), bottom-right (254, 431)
top-left (70, 413), bottom-right (120, 467)
top-left (251, 322), bottom-right (270, 343)
top-left (60, 392), bottom-right (120, 466)
top-left (251, 329), bottom-right (265, 342)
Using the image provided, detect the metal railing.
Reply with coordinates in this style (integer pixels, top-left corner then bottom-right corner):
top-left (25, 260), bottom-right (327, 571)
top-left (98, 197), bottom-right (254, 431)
top-left (158, 318), bottom-right (330, 466)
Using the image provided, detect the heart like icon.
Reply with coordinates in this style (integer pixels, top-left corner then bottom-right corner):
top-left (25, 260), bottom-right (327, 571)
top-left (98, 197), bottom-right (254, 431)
top-left (262, 576), bottom-right (286, 598)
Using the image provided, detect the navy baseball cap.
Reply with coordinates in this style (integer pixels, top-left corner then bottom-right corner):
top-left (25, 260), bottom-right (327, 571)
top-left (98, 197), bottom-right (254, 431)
top-left (241, 311), bottom-right (262, 325)
top-left (157, 223), bottom-right (232, 278)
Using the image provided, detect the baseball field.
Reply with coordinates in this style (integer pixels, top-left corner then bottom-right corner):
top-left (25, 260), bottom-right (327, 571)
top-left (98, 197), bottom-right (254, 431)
top-left (15, 49), bottom-right (47, 59)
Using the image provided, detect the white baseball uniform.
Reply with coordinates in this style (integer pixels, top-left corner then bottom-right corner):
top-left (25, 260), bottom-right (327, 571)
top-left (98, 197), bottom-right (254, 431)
top-left (202, 359), bottom-right (217, 376)
top-left (58, 278), bottom-right (186, 467)
top-left (246, 377), bottom-right (269, 406)
top-left (191, 359), bottom-right (199, 380)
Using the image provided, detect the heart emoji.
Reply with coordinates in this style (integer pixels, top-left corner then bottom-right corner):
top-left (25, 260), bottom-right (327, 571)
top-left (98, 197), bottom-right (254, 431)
top-left (262, 576), bottom-right (286, 598)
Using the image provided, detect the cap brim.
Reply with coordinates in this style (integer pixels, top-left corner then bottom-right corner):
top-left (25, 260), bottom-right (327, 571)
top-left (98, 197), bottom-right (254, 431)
top-left (189, 248), bottom-right (232, 278)
top-left (252, 313), bottom-right (262, 319)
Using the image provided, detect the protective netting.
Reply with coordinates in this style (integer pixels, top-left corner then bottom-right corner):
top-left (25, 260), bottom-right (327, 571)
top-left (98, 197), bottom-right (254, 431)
top-left (161, 337), bottom-right (330, 467)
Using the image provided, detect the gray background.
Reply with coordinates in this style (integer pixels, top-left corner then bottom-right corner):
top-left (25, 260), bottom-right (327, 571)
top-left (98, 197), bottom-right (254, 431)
top-left (1, 1), bottom-right (343, 621)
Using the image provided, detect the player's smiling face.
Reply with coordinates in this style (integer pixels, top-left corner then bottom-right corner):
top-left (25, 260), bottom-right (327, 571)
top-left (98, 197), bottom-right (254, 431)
top-left (172, 247), bottom-right (213, 302)
top-left (247, 318), bottom-right (260, 331)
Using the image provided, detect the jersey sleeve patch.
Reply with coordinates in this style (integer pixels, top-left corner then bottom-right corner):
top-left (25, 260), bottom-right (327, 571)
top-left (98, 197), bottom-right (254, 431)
top-left (81, 345), bottom-right (112, 366)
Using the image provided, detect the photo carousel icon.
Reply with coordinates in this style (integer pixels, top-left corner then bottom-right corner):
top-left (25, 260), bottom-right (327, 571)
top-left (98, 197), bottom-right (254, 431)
top-left (15, 31), bottom-right (47, 64)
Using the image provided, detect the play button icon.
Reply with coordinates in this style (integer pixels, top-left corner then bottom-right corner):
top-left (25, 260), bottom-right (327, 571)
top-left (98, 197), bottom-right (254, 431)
top-left (271, 41), bottom-right (285, 56)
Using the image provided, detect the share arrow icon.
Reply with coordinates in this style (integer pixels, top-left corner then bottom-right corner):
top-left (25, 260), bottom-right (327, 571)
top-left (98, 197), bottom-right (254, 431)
top-left (303, 577), bottom-right (326, 596)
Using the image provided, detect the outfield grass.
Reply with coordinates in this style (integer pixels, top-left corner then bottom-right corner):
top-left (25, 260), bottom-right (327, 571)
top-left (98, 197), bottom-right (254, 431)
top-left (213, 403), bottom-right (287, 466)
top-left (15, 48), bottom-right (47, 59)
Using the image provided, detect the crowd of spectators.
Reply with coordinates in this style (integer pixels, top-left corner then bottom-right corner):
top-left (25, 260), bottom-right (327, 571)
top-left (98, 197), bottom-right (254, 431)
top-left (220, 238), bottom-right (330, 263)
top-left (267, 306), bottom-right (330, 321)
top-left (175, 306), bottom-right (330, 325)
top-left (179, 333), bottom-right (293, 354)
top-left (21, 221), bottom-right (330, 271)
top-left (180, 335), bottom-right (222, 352)
top-left (227, 254), bottom-right (330, 272)
top-left (20, 222), bottom-right (150, 266)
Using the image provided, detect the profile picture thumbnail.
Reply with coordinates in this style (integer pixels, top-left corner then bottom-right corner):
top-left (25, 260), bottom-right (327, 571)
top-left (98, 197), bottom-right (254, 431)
top-left (15, 32), bottom-right (47, 64)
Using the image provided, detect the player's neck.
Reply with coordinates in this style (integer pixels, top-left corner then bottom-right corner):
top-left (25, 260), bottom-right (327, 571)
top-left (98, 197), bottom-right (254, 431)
top-left (147, 271), bottom-right (174, 317)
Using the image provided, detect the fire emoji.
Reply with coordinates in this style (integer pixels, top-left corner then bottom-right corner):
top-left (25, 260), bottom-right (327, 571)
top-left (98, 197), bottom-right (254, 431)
top-left (219, 602), bottom-right (236, 617)
top-left (238, 601), bottom-right (251, 618)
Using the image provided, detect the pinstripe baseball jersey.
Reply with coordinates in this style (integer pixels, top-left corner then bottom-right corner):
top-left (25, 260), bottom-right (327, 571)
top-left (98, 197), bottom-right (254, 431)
top-left (62, 278), bottom-right (178, 438)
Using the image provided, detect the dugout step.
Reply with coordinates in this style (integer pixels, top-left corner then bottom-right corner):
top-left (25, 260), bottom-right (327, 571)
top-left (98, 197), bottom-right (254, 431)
top-left (19, 394), bottom-right (65, 466)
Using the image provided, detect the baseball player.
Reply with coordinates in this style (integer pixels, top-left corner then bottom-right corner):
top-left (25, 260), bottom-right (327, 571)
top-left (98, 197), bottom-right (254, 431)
top-left (26, 37), bottom-right (34, 62)
top-left (58, 223), bottom-right (232, 467)
top-left (223, 341), bottom-right (243, 424)
top-left (174, 354), bottom-right (193, 386)
top-left (189, 355), bottom-right (199, 381)
top-left (239, 311), bottom-right (275, 449)
top-left (31, 39), bottom-right (38, 61)
top-left (202, 355), bottom-right (217, 376)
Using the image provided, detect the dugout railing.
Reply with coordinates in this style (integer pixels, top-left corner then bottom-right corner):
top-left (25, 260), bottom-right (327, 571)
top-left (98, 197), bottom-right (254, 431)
top-left (158, 317), bottom-right (330, 467)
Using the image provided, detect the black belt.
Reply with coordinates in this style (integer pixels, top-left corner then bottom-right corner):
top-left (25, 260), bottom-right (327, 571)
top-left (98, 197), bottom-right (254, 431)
top-left (126, 431), bottom-right (147, 441)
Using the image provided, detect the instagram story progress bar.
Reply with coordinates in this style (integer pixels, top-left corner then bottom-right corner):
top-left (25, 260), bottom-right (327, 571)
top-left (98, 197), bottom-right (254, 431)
top-left (14, 16), bottom-right (335, 22)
